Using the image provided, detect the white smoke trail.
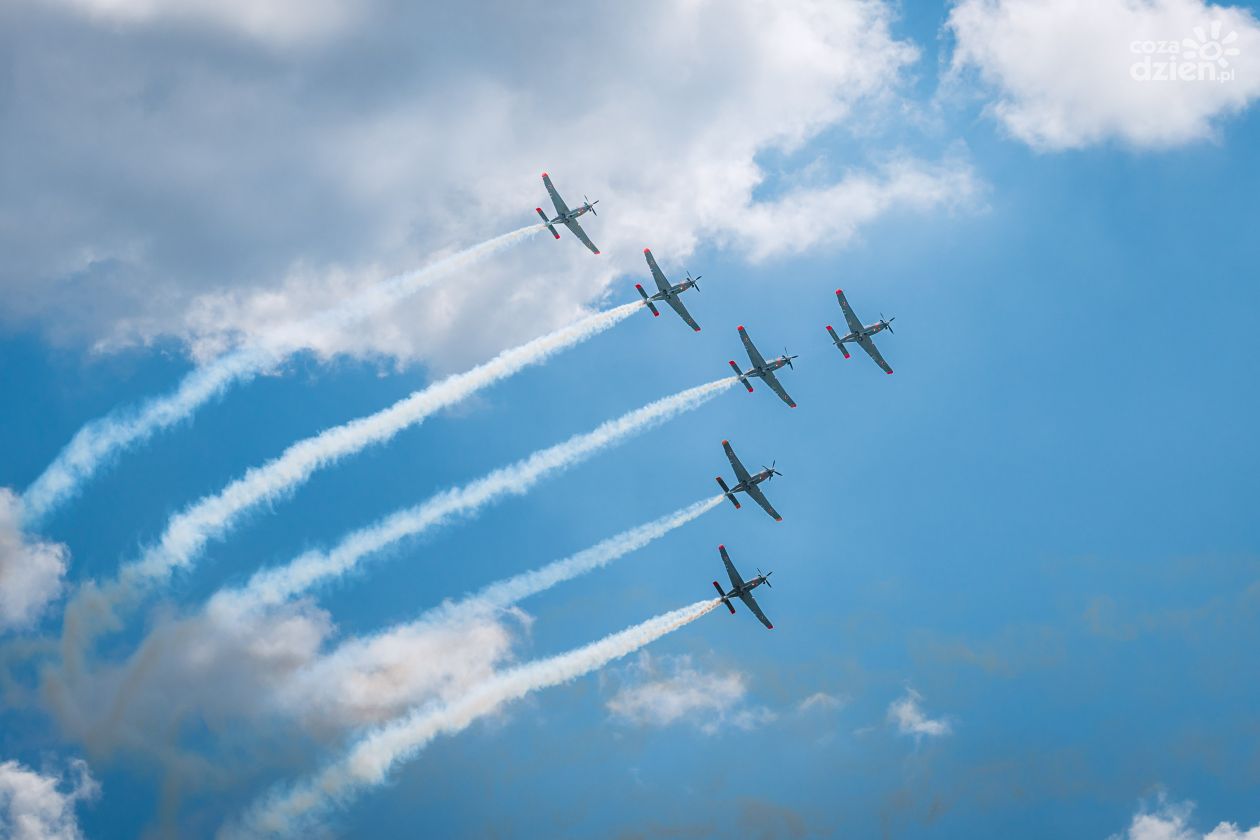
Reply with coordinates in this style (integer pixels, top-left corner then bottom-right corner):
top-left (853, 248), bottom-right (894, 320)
top-left (117, 300), bottom-right (644, 595)
top-left (21, 224), bottom-right (542, 523)
top-left (438, 495), bottom-right (725, 618)
top-left (278, 495), bottom-right (725, 706)
top-left (218, 380), bottom-right (734, 613)
top-left (228, 599), bottom-right (720, 838)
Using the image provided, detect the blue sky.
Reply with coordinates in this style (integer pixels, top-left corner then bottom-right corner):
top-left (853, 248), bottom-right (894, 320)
top-left (2, 1), bottom-right (1260, 838)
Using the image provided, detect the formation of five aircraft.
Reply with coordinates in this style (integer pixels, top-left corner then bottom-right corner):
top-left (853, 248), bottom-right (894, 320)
top-left (537, 174), bottom-right (900, 630)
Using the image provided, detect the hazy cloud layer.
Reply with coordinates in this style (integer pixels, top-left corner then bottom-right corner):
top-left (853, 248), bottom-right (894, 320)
top-left (1, 0), bottom-right (975, 371)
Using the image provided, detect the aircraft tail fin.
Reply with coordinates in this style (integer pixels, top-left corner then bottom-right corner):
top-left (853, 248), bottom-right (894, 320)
top-left (536, 208), bottom-right (560, 239)
top-left (715, 477), bottom-right (741, 508)
top-left (825, 326), bottom-right (850, 358)
top-left (635, 284), bottom-right (660, 317)
top-left (729, 361), bottom-right (753, 391)
top-left (713, 581), bottom-right (737, 613)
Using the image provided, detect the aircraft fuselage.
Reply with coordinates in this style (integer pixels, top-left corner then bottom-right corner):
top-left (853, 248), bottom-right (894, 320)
top-left (647, 281), bottom-right (693, 302)
top-left (738, 357), bottom-right (792, 381)
top-left (719, 576), bottom-right (769, 602)
top-left (730, 470), bottom-right (774, 494)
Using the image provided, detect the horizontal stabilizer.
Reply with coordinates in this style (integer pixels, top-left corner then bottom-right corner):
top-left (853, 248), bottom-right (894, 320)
top-left (826, 325), bottom-right (850, 358)
top-left (715, 477), bottom-right (741, 508)
top-left (713, 582), bottom-right (736, 613)
top-left (729, 361), bottom-right (753, 391)
top-left (634, 285), bottom-right (660, 316)
top-left (535, 207), bottom-right (560, 239)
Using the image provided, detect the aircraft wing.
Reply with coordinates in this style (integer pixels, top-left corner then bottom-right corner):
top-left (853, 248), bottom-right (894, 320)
top-left (563, 218), bottom-right (601, 255)
top-left (542, 173), bottom-right (570, 216)
top-left (664, 295), bottom-right (701, 332)
top-left (856, 335), bottom-right (893, 374)
top-left (760, 368), bottom-right (797, 409)
top-left (719, 545), bottom-right (744, 589)
top-left (737, 326), bottom-right (768, 369)
top-left (739, 590), bottom-right (774, 629)
top-left (722, 440), bottom-right (752, 484)
top-left (835, 289), bottom-right (864, 334)
top-left (743, 482), bottom-right (782, 522)
top-left (643, 249), bottom-right (671, 294)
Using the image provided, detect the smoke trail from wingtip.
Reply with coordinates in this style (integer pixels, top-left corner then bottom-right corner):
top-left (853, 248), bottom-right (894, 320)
top-left (115, 299), bottom-right (645, 598)
top-left (227, 599), bottom-right (720, 839)
top-left (21, 224), bottom-right (543, 524)
top-left (218, 381), bottom-right (734, 613)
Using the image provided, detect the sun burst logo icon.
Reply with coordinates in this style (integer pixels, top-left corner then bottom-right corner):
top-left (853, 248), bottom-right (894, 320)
top-left (1183, 20), bottom-right (1241, 68)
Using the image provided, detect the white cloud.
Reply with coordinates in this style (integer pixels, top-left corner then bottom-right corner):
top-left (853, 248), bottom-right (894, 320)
top-left (887, 687), bottom-right (951, 738)
top-left (1, 0), bottom-right (976, 372)
top-left (0, 489), bottom-right (69, 631)
top-left (947, 0), bottom-right (1260, 150)
top-left (1111, 795), bottom-right (1260, 840)
top-left (605, 653), bottom-right (775, 734)
top-left (46, 0), bottom-right (357, 45)
top-left (797, 691), bottom-right (846, 713)
top-left (0, 758), bottom-right (98, 840)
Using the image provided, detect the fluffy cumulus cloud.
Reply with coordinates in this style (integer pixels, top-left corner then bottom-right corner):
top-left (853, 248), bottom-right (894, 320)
top-left (947, 0), bottom-right (1260, 150)
top-left (886, 687), bottom-right (951, 738)
top-left (605, 653), bottom-right (775, 734)
top-left (0, 489), bottom-right (69, 631)
top-left (1111, 795), bottom-right (1260, 840)
top-left (0, 758), bottom-right (98, 840)
top-left (0, 0), bottom-right (976, 372)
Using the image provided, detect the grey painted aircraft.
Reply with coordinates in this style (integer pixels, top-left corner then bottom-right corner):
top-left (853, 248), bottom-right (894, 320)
top-left (715, 439), bottom-right (783, 522)
top-left (826, 288), bottom-right (895, 374)
top-left (729, 325), bottom-right (798, 408)
top-left (535, 172), bottom-right (600, 255)
top-left (634, 248), bottom-right (702, 331)
top-left (712, 544), bottom-right (774, 629)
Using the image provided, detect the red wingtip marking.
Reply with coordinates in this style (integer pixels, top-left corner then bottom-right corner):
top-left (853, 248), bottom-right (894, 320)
top-left (718, 544), bottom-right (725, 550)
top-left (553, 233), bottom-right (560, 239)
top-left (643, 247), bottom-right (650, 254)
top-left (767, 625), bottom-right (774, 630)
top-left (594, 250), bottom-right (601, 255)
top-left (722, 439), bottom-right (729, 445)
top-left (789, 404), bottom-right (797, 408)
top-left (775, 516), bottom-right (783, 522)
top-left (886, 370), bottom-right (894, 374)
top-left (738, 325), bottom-right (745, 331)
top-left (535, 207), bottom-right (543, 213)
top-left (541, 172), bottom-right (549, 178)
top-left (694, 327), bottom-right (701, 331)
top-left (836, 289), bottom-right (843, 295)
top-left (653, 311), bottom-right (659, 317)
top-left (827, 325), bottom-right (833, 331)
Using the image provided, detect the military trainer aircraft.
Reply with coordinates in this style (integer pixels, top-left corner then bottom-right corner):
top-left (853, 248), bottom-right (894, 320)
top-left (535, 172), bottom-right (600, 255)
top-left (634, 248), bottom-right (701, 331)
top-left (826, 289), bottom-right (895, 374)
top-left (712, 545), bottom-right (774, 629)
top-left (729, 325), bottom-right (797, 408)
top-left (715, 439), bottom-right (783, 522)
